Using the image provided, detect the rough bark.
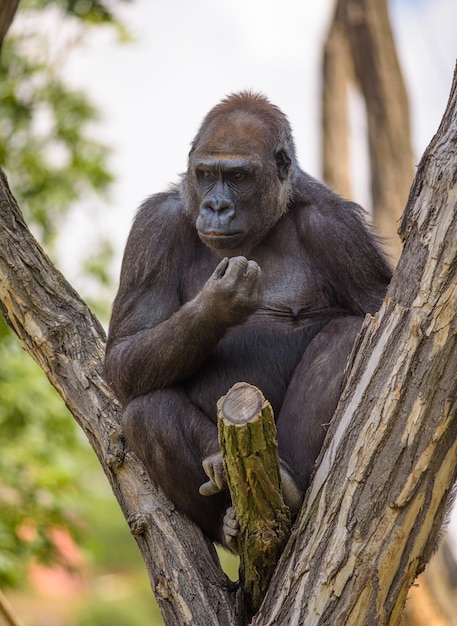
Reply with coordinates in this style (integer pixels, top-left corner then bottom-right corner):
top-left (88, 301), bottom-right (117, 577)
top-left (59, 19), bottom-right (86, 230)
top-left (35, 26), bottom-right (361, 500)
top-left (322, 0), bottom-right (414, 261)
top-left (0, 169), bottom-right (238, 626)
top-left (218, 383), bottom-right (291, 621)
top-left (253, 67), bottom-right (457, 625)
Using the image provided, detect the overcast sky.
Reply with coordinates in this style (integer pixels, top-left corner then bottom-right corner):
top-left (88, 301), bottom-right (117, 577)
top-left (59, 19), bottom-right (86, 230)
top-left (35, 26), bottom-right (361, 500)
top-left (42, 0), bottom-right (456, 281)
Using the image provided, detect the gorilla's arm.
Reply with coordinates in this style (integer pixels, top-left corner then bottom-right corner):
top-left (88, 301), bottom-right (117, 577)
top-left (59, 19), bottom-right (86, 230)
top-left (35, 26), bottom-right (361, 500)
top-left (105, 196), bottom-right (261, 404)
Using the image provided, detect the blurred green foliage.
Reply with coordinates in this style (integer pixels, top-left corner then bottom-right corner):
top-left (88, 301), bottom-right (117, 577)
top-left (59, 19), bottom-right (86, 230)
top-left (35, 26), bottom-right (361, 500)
top-left (0, 329), bottom-right (83, 586)
top-left (27, 0), bottom-right (131, 25)
top-left (0, 0), bottom-right (133, 597)
top-left (0, 11), bottom-right (114, 243)
top-left (71, 475), bottom-right (165, 626)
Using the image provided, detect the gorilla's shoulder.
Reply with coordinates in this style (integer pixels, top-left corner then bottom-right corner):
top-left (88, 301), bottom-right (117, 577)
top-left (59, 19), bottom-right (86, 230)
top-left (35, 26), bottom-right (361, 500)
top-left (127, 186), bottom-right (197, 259)
top-left (135, 186), bottom-right (186, 226)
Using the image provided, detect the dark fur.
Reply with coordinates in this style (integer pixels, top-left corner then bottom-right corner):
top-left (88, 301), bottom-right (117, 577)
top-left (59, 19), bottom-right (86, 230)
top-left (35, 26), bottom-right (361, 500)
top-left (105, 92), bottom-right (392, 545)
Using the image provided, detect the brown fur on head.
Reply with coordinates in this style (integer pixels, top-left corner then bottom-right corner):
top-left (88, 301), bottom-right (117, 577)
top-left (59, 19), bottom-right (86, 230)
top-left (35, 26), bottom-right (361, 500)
top-left (191, 92), bottom-right (297, 162)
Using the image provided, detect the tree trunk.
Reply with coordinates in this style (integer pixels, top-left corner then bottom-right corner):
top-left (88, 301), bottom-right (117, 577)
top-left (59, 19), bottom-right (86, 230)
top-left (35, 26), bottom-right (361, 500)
top-left (0, 62), bottom-right (456, 626)
top-left (322, 0), bottom-right (414, 261)
top-left (322, 5), bottom-right (354, 201)
top-left (252, 66), bottom-right (457, 625)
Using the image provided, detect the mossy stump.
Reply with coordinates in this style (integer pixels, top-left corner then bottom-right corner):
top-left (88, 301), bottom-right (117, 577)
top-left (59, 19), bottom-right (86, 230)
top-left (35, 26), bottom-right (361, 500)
top-left (217, 382), bottom-right (291, 621)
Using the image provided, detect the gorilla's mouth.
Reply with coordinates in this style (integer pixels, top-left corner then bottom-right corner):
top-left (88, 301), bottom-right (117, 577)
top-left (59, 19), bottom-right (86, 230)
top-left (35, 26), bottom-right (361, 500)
top-left (198, 230), bottom-right (244, 248)
top-left (206, 231), bottom-right (238, 237)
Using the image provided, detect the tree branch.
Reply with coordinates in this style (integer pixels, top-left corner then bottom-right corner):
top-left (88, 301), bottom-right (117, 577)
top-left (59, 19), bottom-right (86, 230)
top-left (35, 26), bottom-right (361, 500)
top-left (322, 0), bottom-right (414, 261)
top-left (0, 170), bottom-right (238, 626)
top-left (0, 589), bottom-right (24, 626)
top-left (0, 0), bottom-right (19, 53)
top-left (321, 3), bottom-right (354, 200)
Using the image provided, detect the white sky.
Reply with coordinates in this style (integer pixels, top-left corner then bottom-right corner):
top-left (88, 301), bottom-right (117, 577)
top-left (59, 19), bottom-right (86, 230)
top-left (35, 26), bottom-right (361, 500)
top-left (45, 0), bottom-right (456, 284)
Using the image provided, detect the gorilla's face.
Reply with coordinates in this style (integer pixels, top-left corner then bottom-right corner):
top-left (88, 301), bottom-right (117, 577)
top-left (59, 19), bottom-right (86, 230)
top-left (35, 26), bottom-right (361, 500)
top-left (184, 111), bottom-right (292, 257)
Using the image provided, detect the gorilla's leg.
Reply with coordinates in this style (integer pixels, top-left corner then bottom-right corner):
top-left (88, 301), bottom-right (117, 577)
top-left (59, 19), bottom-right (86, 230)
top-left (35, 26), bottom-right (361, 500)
top-left (276, 316), bottom-right (363, 498)
top-left (122, 386), bottom-right (230, 544)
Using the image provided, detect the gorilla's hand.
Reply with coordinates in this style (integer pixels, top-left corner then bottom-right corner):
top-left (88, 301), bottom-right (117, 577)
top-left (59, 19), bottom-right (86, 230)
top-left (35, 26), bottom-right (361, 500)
top-left (199, 452), bottom-right (227, 496)
top-left (200, 256), bottom-right (261, 325)
top-left (223, 506), bottom-right (240, 554)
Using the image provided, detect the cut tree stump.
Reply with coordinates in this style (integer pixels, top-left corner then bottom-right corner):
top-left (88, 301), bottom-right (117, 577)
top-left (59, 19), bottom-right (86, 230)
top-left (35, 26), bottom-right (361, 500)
top-left (217, 382), bottom-right (291, 622)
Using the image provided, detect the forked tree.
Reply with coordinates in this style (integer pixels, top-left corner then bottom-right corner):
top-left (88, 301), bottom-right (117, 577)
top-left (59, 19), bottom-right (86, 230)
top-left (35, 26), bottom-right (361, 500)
top-left (0, 42), bottom-right (456, 626)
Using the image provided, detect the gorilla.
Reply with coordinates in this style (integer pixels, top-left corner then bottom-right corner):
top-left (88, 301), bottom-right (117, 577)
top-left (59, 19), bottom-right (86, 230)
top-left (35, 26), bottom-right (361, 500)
top-left (105, 92), bottom-right (392, 548)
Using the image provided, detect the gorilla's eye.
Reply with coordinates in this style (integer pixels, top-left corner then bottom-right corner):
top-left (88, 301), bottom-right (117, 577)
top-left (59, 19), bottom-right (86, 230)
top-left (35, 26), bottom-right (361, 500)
top-left (230, 171), bottom-right (245, 182)
top-left (200, 170), bottom-right (217, 180)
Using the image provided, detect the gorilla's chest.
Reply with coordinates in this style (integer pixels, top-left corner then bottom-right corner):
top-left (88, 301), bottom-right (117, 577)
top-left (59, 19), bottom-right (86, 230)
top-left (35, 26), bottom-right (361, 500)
top-left (183, 244), bottom-right (330, 418)
top-left (258, 255), bottom-right (324, 320)
top-left (184, 243), bottom-right (327, 326)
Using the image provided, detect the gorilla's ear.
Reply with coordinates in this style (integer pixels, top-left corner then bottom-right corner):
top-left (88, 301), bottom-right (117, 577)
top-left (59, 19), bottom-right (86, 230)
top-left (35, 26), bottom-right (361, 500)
top-left (274, 149), bottom-right (291, 181)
